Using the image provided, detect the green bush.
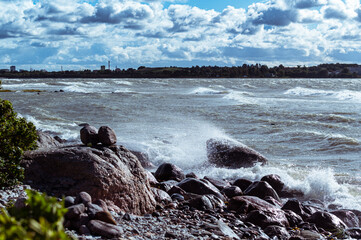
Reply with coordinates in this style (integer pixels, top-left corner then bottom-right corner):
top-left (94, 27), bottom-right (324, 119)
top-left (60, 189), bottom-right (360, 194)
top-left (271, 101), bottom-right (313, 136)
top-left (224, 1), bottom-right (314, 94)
top-left (0, 98), bottom-right (38, 189)
top-left (0, 190), bottom-right (71, 240)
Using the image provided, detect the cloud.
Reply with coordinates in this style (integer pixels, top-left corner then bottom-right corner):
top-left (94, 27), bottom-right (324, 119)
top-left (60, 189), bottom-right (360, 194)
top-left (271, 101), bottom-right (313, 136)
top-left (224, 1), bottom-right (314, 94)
top-left (293, 0), bottom-right (327, 9)
top-left (323, 6), bottom-right (348, 19)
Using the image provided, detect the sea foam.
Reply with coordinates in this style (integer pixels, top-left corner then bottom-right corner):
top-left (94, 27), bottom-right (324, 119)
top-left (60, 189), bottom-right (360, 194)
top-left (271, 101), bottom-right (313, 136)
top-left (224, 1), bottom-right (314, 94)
top-left (285, 87), bottom-right (361, 102)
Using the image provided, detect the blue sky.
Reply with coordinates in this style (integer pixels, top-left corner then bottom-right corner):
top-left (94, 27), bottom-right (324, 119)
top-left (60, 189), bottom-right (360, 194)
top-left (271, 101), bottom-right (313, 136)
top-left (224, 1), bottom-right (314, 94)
top-left (1, 0), bottom-right (361, 70)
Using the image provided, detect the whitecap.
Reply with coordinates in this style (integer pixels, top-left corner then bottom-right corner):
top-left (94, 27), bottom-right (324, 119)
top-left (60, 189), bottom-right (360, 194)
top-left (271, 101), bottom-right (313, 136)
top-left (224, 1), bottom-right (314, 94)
top-left (189, 87), bottom-right (226, 95)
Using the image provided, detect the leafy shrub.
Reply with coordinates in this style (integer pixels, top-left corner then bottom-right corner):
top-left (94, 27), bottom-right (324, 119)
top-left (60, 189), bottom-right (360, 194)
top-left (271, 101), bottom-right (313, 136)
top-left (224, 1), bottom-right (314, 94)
top-left (0, 98), bottom-right (38, 189)
top-left (0, 190), bottom-right (71, 240)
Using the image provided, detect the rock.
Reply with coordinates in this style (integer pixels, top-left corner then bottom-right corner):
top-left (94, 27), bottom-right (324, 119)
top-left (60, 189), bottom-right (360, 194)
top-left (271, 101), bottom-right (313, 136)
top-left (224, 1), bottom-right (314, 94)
top-left (154, 163), bottom-right (185, 182)
top-left (186, 172), bottom-right (198, 179)
top-left (170, 193), bottom-right (184, 201)
top-left (284, 209), bottom-right (303, 227)
top-left (98, 126), bottom-right (117, 146)
top-left (22, 145), bottom-right (156, 215)
top-left (94, 211), bottom-right (117, 225)
top-left (87, 220), bottom-right (123, 238)
top-left (129, 150), bottom-right (154, 168)
top-left (282, 199), bottom-right (310, 220)
top-left (79, 225), bottom-right (91, 235)
top-left (152, 188), bottom-right (172, 204)
top-left (244, 181), bottom-right (280, 202)
top-left (345, 228), bottom-right (361, 239)
top-left (65, 203), bottom-right (86, 220)
top-left (263, 196), bottom-right (282, 207)
top-left (228, 196), bottom-right (289, 228)
top-left (203, 176), bottom-right (230, 190)
top-left (76, 191), bottom-right (92, 205)
top-left (232, 178), bottom-right (253, 191)
top-left (64, 196), bottom-right (75, 208)
top-left (300, 230), bottom-right (324, 239)
top-left (157, 180), bottom-right (179, 192)
top-left (145, 170), bottom-right (158, 186)
top-left (188, 195), bottom-right (214, 211)
top-left (177, 178), bottom-right (224, 200)
top-left (279, 187), bottom-right (304, 198)
top-left (331, 210), bottom-right (359, 228)
top-left (217, 220), bottom-right (240, 240)
top-left (260, 174), bottom-right (284, 193)
top-left (263, 225), bottom-right (290, 239)
top-left (80, 125), bottom-right (99, 146)
top-left (308, 211), bottom-right (346, 232)
top-left (36, 131), bottom-right (63, 148)
top-left (206, 138), bottom-right (267, 168)
top-left (93, 199), bottom-right (109, 212)
top-left (87, 203), bottom-right (104, 219)
top-left (221, 186), bottom-right (243, 199)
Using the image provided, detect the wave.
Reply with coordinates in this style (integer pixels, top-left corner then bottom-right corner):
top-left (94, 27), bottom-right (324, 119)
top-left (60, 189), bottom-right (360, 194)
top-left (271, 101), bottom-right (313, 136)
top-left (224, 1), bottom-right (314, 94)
top-left (189, 87), bottom-right (227, 95)
top-left (284, 87), bottom-right (361, 102)
top-left (2, 82), bottom-right (49, 89)
top-left (223, 91), bottom-right (256, 105)
top-left (114, 80), bottom-right (133, 86)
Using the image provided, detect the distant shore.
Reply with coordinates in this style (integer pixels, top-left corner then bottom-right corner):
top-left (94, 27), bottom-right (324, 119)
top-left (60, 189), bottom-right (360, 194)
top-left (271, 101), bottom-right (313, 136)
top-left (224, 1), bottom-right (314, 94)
top-left (1, 63), bottom-right (361, 79)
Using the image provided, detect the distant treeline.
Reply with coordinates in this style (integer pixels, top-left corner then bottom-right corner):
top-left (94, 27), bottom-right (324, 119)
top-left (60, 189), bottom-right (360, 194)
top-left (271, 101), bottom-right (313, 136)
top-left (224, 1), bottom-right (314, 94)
top-left (1, 63), bottom-right (360, 78)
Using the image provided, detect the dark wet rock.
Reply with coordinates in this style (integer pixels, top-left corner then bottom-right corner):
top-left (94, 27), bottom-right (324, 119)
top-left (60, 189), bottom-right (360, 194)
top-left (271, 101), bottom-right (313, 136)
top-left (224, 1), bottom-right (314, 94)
top-left (64, 196), bottom-right (75, 208)
top-left (232, 178), bottom-right (253, 191)
top-left (244, 181), bottom-right (281, 202)
top-left (279, 187), bottom-right (305, 198)
top-left (186, 172), bottom-right (198, 179)
top-left (65, 203), bottom-right (86, 220)
top-left (308, 211), bottom-right (346, 232)
top-left (167, 185), bottom-right (187, 196)
top-left (177, 178), bottom-right (224, 200)
top-left (260, 174), bottom-right (284, 193)
top-left (36, 131), bottom-right (63, 148)
top-left (263, 196), bottom-right (282, 207)
top-left (76, 191), bottom-right (92, 205)
top-left (157, 180), bottom-right (179, 192)
top-left (80, 125), bottom-right (99, 146)
top-left (206, 138), bottom-right (268, 168)
top-left (263, 225), bottom-right (290, 239)
top-left (94, 211), bottom-right (117, 225)
top-left (154, 163), bottom-right (185, 182)
top-left (203, 176), bottom-right (230, 190)
top-left (331, 210), bottom-right (359, 228)
top-left (345, 228), bottom-right (361, 239)
top-left (87, 220), bottom-right (123, 238)
top-left (152, 188), bottom-right (172, 204)
top-left (229, 196), bottom-right (289, 227)
top-left (217, 220), bottom-right (240, 239)
top-left (79, 225), bottom-right (91, 235)
top-left (282, 199), bottom-right (310, 220)
top-left (164, 231), bottom-right (177, 239)
top-left (129, 150), bottom-right (154, 168)
top-left (221, 186), bottom-right (243, 199)
top-left (22, 145), bottom-right (156, 215)
top-left (98, 126), bottom-right (117, 146)
top-left (284, 209), bottom-right (303, 227)
top-left (145, 170), bottom-right (158, 186)
top-left (170, 193), bottom-right (184, 201)
top-left (245, 209), bottom-right (289, 228)
top-left (188, 195), bottom-right (214, 210)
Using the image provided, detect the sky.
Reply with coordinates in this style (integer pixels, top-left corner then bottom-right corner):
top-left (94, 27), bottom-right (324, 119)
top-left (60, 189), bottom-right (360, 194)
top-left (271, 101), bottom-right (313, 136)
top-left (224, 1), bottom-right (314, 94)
top-left (1, 0), bottom-right (361, 71)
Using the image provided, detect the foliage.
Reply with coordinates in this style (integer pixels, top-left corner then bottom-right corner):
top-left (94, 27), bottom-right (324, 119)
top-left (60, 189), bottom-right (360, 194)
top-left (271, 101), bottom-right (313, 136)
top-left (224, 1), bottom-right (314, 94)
top-left (0, 98), bottom-right (38, 189)
top-left (0, 190), bottom-right (71, 240)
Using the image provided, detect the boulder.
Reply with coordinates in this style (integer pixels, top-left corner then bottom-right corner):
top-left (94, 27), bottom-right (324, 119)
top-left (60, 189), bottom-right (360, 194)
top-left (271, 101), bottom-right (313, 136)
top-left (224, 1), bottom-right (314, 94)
top-left (284, 209), bottom-right (303, 227)
top-left (228, 196), bottom-right (289, 228)
top-left (152, 188), bottom-right (172, 204)
top-left (260, 174), bottom-right (284, 193)
top-left (94, 211), bottom-right (117, 225)
top-left (76, 192), bottom-right (92, 205)
top-left (188, 195), bottom-right (214, 211)
top-left (98, 126), bottom-right (117, 146)
top-left (263, 225), bottom-right (291, 239)
top-left (203, 176), bottom-right (230, 190)
top-left (129, 150), bottom-right (154, 169)
top-left (282, 199), bottom-right (310, 220)
top-left (87, 220), bottom-right (123, 238)
top-left (221, 186), bottom-right (243, 199)
top-left (177, 178), bottom-right (224, 200)
top-left (331, 210), bottom-right (359, 228)
top-left (22, 145), bottom-right (156, 215)
top-left (232, 178), bottom-right (252, 191)
top-left (206, 138), bottom-right (267, 168)
top-left (244, 181), bottom-right (281, 202)
top-left (65, 204), bottom-right (86, 220)
top-left (80, 125), bottom-right (99, 146)
top-left (308, 211), bottom-right (346, 232)
top-left (36, 131), bottom-right (63, 148)
top-left (154, 163), bottom-right (185, 182)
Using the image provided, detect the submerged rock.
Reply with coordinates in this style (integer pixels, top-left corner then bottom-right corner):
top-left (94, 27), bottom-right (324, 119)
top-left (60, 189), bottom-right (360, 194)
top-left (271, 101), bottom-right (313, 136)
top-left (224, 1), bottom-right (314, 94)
top-left (22, 145), bottom-right (156, 215)
top-left (206, 138), bottom-right (268, 168)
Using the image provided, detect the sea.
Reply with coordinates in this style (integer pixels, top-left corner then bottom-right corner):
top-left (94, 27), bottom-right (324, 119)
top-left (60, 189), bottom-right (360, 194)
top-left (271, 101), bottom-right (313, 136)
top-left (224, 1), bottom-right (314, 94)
top-left (1, 77), bottom-right (360, 210)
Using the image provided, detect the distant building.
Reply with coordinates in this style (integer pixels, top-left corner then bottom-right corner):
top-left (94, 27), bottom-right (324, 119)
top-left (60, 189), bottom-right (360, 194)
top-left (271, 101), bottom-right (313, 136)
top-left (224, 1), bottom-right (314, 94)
top-left (10, 66), bottom-right (16, 72)
top-left (100, 65), bottom-right (106, 71)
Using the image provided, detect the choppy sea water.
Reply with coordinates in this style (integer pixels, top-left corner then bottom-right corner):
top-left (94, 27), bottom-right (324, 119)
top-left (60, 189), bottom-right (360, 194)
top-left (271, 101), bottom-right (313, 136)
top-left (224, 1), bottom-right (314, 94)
top-left (1, 78), bottom-right (360, 210)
